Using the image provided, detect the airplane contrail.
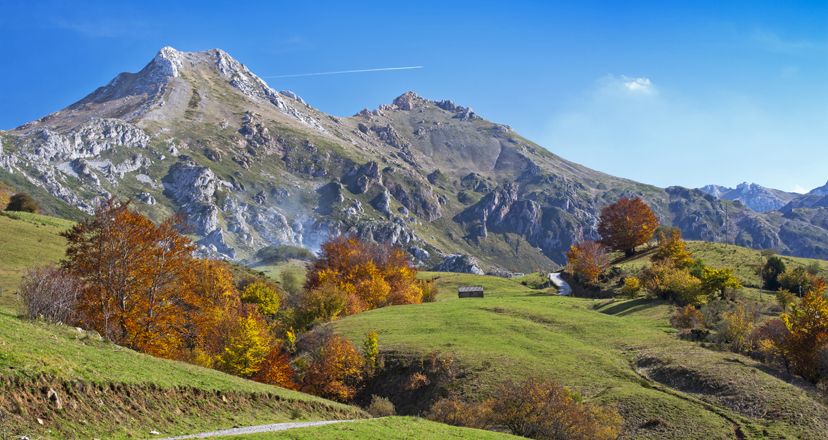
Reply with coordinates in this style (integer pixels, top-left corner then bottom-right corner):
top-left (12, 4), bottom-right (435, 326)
top-left (263, 66), bottom-right (423, 79)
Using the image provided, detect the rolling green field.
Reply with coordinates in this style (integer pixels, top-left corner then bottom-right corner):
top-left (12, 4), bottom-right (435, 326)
top-left (616, 241), bottom-right (828, 288)
top-left (252, 259), bottom-right (309, 283)
top-left (0, 211), bottom-right (72, 309)
top-left (330, 272), bottom-right (828, 439)
top-left (223, 417), bottom-right (521, 439)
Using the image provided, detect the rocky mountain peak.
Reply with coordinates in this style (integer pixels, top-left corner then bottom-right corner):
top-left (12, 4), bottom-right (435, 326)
top-left (699, 181), bottom-right (797, 213)
top-left (152, 46), bottom-right (184, 78)
top-left (392, 91), bottom-right (426, 110)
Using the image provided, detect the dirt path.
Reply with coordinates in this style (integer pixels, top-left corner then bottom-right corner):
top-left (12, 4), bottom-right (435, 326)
top-left (632, 362), bottom-right (746, 439)
top-left (156, 420), bottom-right (356, 439)
top-left (548, 272), bottom-right (572, 295)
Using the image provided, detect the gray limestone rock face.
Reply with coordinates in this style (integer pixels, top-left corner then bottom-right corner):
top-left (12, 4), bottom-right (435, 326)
top-left (432, 254), bottom-right (484, 275)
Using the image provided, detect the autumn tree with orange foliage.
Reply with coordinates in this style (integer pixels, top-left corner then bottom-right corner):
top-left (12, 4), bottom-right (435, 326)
top-left (566, 241), bottom-right (609, 285)
top-left (779, 277), bottom-right (828, 382)
top-left (254, 346), bottom-right (298, 389)
top-left (598, 197), bottom-right (659, 257)
top-left (62, 200), bottom-right (195, 358)
top-left (63, 200), bottom-right (284, 381)
top-left (301, 334), bottom-right (365, 401)
top-left (301, 236), bottom-right (422, 324)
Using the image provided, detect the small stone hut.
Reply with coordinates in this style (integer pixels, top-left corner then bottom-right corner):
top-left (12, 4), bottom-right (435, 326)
top-left (458, 286), bottom-right (484, 298)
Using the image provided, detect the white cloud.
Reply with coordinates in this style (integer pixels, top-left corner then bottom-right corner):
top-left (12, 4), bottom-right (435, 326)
top-left (622, 77), bottom-right (654, 93)
top-left (791, 185), bottom-right (808, 194)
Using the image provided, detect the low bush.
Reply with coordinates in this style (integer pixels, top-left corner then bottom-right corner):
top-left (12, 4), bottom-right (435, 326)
top-left (621, 276), bottom-right (641, 297)
top-left (429, 378), bottom-right (622, 440)
top-left (19, 265), bottom-right (80, 323)
top-left (775, 289), bottom-right (797, 311)
top-left (429, 396), bottom-right (488, 429)
top-left (419, 278), bottom-right (438, 303)
top-left (670, 305), bottom-right (704, 330)
top-left (717, 304), bottom-right (756, 351)
top-left (366, 395), bottom-right (396, 417)
top-left (642, 263), bottom-right (704, 305)
top-left (5, 192), bottom-right (39, 213)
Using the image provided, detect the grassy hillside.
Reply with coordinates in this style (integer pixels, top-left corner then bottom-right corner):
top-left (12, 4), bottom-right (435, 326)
top-left (615, 240), bottom-right (828, 288)
top-left (0, 212), bottom-right (366, 439)
top-left (329, 272), bottom-right (828, 439)
top-left (0, 211), bottom-right (72, 309)
top-left (0, 309), bottom-right (365, 439)
top-left (223, 417), bottom-right (521, 439)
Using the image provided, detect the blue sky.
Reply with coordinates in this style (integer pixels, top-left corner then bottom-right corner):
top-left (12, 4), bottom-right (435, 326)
top-left (1, 1), bottom-right (826, 192)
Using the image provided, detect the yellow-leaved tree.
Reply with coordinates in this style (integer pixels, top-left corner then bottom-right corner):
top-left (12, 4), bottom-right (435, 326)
top-left (779, 278), bottom-right (828, 382)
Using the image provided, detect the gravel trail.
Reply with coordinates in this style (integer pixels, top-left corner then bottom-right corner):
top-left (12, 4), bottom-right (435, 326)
top-left (156, 420), bottom-right (356, 439)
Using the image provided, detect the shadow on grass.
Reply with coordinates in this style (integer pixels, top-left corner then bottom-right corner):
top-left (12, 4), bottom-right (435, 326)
top-left (598, 298), bottom-right (663, 316)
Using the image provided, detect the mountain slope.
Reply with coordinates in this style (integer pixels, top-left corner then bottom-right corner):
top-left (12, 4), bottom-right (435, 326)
top-left (3, 47), bottom-right (828, 271)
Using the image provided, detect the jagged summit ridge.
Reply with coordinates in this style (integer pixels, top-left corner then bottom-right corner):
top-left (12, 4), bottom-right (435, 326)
top-left (355, 91), bottom-right (482, 122)
top-left (15, 47), bottom-right (323, 134)
top-left (698, 181), bottom-right (798, 212)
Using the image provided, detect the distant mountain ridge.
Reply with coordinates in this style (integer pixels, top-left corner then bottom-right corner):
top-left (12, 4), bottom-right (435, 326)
top-left (698, 182), bottom-right (799, 212)
top-left (3, 47), bottom-right (828, 270)
top-left (808, 181), bottom-right (828, 196)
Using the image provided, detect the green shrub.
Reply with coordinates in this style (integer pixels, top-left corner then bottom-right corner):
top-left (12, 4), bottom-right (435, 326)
top-left (776, 289), bottom-right (797, 311)
top-left (779, 267), bottom-right (821, 295)
top-left (280, 270), bottom-right (304, 298)
top-left (5, 193), bottom-right (39, 213)
top-left (255, 244), bottom-right (315, 263)
top-left (240, 280), bottom-right (282, 316)
top-left (761, 256), bottom-right (786, 291)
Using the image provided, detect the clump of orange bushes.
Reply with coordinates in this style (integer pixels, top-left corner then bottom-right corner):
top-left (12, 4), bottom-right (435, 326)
top-left (430, 377), bottom-right (622, 440)
top-left (299, 236), bottom-right (427, 325)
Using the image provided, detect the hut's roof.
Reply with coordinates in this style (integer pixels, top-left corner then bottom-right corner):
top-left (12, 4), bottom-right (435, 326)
top-left (458, 286), bottom-right (484, 293)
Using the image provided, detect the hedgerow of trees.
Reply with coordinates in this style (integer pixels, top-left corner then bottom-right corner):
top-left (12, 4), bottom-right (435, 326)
top-left (21, 199), bottom-right (405, 399)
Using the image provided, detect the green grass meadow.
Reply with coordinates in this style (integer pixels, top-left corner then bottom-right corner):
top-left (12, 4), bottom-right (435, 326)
top-left (330, 271), bottom-right (828, 439)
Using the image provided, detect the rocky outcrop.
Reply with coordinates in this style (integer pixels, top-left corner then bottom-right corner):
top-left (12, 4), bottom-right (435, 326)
top-left (162, 160), bottom-right (219, 236)
top-left (26, 119), bottom-right (150, 162)
top-left (346, 161), bottom-right (382, 194)
top-left (371, 189), bottom-right (392, 217)
top-left (432, 254), bottom-right (484, 275)
top-left (239, 112), bottom-right (281, 154)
